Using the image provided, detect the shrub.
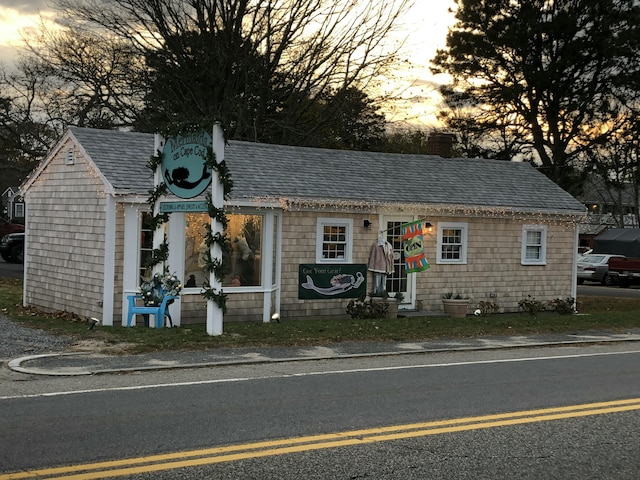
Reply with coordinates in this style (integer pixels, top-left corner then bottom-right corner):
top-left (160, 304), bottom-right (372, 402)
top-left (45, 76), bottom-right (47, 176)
top-left (475, 300), bottom-right (500, 316)
top-left (518, 295), bottom-right (546, 316)
top-left (442, 292), bottom-right (468, 299)
top-left (346, 297), bottom-right (389, 319)
top-left (548, 297), bottom-right (575, 314)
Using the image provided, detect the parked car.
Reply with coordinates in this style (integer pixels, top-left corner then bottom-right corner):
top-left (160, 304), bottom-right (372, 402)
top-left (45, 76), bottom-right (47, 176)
top-left (577, 253), bottom-right (623, 286)
top-left (0, 217), bottom-right (24, 238)
top-left (0, 232), bottom-right (24, 263)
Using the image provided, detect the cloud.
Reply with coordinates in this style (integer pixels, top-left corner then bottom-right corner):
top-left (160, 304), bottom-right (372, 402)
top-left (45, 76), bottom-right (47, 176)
top-left (1, 1), bottom-right (49, 15)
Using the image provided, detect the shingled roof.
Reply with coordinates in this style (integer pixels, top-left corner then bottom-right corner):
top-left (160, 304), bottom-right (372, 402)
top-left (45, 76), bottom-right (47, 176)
top-left (66, 127), bottom-right (585, 214)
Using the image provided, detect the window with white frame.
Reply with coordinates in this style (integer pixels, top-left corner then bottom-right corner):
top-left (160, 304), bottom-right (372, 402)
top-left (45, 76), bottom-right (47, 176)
top-left (14, 203), bottom-right (24, 218)
top-left (184, 212), bottom-right (264, 288)
top-left (521, 225), bottom-right (547, 265)
top-left (436, 222), bottom-right (468, 264)
top-left (316, 218), bottom-right (352, 263)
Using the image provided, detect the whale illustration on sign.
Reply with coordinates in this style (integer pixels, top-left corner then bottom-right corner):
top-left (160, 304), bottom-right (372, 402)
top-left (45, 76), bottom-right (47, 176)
top-left (301, 272), bottom-right (365, 296)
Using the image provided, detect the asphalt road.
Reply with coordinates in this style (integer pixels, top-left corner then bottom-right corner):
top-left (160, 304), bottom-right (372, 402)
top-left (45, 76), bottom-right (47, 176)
top-left (1, 343), bottom-right (639, 479)
top-left (578, 282), bottom-right (640, 298)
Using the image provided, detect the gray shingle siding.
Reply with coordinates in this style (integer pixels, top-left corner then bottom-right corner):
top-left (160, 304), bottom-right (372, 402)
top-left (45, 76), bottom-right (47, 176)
top-left (69, 126), bottom-right (585, 214)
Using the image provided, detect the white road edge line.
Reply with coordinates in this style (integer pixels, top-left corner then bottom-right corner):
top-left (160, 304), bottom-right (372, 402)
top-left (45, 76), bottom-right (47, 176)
top-left (2, 350), bottom-right (640, 401)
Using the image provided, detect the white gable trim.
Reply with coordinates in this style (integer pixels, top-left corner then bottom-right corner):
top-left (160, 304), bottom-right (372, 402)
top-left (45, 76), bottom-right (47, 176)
top-left (20, 131), bottom-right (73, 195)
top-left (20, 129), bottom-right (116, 197)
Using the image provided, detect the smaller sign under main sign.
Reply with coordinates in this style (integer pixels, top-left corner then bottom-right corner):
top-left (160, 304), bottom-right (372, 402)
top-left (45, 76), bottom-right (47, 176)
top-left (298, 264), bottom-right (367, 300)
top-left (160, 201), bottom-right (208, 213)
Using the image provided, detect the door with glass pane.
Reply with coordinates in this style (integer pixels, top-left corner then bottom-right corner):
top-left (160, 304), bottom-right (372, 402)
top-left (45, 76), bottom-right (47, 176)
top-left (383, 218), bottom-right (414, 308)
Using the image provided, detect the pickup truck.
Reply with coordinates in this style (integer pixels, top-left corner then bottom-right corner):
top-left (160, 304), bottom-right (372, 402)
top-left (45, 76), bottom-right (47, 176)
top-left (0, 232), bottom-right (23, 263)
top-left (0, 217), bottom-right (24, 238)
top-left (607, 257), bottom-right (640, 287)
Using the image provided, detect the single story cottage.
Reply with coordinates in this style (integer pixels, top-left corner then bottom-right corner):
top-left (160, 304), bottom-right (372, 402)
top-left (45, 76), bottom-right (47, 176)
top-left (20, 127), bottom-right (586, 327)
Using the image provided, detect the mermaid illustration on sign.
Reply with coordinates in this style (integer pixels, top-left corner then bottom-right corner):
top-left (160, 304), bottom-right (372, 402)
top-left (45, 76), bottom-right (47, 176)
top-left (164, 164), bottom-right (211, 191)
top-left (301, 272), bottom-right (365, 296)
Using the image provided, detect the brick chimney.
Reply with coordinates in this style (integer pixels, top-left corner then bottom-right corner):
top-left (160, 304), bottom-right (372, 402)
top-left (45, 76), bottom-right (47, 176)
top-left (425, 133), bottom-right (454, 158)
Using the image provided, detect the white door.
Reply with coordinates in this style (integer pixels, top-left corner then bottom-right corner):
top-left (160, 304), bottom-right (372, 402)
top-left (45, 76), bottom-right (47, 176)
top-left (382, 217), bottom-right (415, 309)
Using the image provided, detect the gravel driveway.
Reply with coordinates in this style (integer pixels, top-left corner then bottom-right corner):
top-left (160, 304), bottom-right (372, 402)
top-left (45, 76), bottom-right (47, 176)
top-left (0, 313), bottom-right (74, 360)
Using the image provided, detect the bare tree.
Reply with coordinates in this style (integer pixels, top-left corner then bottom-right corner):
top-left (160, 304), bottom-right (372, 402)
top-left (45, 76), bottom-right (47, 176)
top-left (0, 62), bottom-right (59, 187)
top-left (50, 0), bottom-right (412, 141)
top-left (22, 25), bottom-right (146, 128)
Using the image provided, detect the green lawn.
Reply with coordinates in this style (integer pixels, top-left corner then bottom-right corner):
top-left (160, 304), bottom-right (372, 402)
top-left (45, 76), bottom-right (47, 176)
top-left (3, 277), bottom-right (639, 354)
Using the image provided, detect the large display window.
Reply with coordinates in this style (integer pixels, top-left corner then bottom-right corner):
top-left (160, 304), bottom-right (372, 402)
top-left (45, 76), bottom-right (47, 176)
top-left (184, 212), bottom-right (263, 288)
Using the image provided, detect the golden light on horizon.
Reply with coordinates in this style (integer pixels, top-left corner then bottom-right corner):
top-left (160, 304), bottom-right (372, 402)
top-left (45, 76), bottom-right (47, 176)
top-left (380, 2), bottom-right (456, 128)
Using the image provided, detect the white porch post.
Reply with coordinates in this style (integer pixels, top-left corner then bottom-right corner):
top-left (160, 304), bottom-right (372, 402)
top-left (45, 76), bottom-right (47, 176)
top-left (261, 212), bottom-right (275, 323)
top-left (102, 196), bottom-right (117, 326)
top-left (167, 212), bottom-right (184, 326)
top-left (207, 123), bottom-right (224, 336)
top-left (151, 134), bottom-right (167, 328)
top-left (122, 205), bottom-right (141, 326)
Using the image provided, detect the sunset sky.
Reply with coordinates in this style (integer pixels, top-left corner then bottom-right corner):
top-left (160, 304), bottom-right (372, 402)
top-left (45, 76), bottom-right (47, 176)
top-left (0, 1), bottom-right (456, 127)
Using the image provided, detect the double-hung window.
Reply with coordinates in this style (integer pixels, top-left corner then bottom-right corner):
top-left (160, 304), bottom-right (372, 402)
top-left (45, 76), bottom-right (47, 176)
top-left (437, 222), bottom-right (468, 264)
top-left (316, 218), bottom-right (352, 263)
top-left (521, 225), bottom-right (547, 265)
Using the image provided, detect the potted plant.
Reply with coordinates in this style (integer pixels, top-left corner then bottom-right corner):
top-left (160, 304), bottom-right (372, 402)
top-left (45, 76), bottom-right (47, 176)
top-left (385, 292), bottom-right (404, 319)
top-left (442, 292), bottom-right (470, 318)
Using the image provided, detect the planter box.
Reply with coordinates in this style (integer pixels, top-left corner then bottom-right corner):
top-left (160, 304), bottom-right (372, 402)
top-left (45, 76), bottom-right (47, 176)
top-left (442, 298), bottom-right (469, 318)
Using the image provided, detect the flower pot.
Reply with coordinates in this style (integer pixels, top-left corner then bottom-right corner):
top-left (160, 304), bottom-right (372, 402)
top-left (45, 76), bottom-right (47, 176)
top-left (385, 300), bottom-right (399, 319)
top-left (442, 298), bottom-right (469, 318)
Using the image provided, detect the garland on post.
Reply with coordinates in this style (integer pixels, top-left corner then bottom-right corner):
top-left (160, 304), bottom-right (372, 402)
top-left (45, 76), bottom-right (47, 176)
top-left (144, 122), bottom-right (234, 312)
top-left (200, 150), bottom-right (234, 312)
top-left (144, 160), bottom-right (170, 268)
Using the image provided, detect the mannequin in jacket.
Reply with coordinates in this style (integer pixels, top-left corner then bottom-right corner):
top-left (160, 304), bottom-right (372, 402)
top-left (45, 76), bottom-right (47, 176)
top-left (368, 234), bottom-right (394, 295)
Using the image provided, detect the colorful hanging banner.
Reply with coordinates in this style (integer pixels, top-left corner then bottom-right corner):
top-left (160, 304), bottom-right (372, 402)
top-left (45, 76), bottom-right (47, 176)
top-left (401, 220), bottom-right (430, 273)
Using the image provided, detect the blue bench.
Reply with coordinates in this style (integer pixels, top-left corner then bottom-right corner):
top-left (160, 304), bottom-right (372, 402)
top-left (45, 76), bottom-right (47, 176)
top-left (126, 294), bottom-right (179, 328)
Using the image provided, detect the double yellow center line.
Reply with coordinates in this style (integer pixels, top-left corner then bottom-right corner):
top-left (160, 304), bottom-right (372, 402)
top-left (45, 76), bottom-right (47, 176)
top-left (4, 398), bottom-right (640, 480)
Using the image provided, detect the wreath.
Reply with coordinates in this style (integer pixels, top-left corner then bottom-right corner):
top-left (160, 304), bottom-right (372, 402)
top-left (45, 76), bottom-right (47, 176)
top-left (139, 271), bottom-right (183, 306)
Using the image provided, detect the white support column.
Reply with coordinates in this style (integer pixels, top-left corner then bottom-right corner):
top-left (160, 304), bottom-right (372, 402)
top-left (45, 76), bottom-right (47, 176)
top-left (207, 123), bottom-right (225, 336)
top-left (273, 213), bottom-right (282, 320)
top-left (167, 212), bottom-right (185, 326)
top-left (572, 223), bottom-right (579, 311)
top-left (151, 134), bottom-right (167, 328)
top-left (102, 196), bottom-right (117, 326)
top-left (122, 205), bottom-right (141, 325)
top-left (261, 212), bottom-right (274, 323)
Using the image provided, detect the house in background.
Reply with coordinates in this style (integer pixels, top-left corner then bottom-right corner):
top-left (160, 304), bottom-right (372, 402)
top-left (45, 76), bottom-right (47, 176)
top-left (19, 127), bottom-right (586, 327)
top-left (577, 178), bottom-right (640, 252)
top-left (1, 187), bottom-right (25, 222)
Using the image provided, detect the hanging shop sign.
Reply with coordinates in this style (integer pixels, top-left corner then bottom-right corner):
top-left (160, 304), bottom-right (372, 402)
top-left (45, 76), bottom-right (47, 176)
top-left (161, 130), bottom-right (213, 199)
top-left (298, 264), bottom-right (367, 300)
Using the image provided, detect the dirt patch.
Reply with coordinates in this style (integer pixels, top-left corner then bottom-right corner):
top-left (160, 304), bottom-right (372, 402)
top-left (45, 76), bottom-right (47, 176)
top-left (67, 339), bottom-right (137, 355)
